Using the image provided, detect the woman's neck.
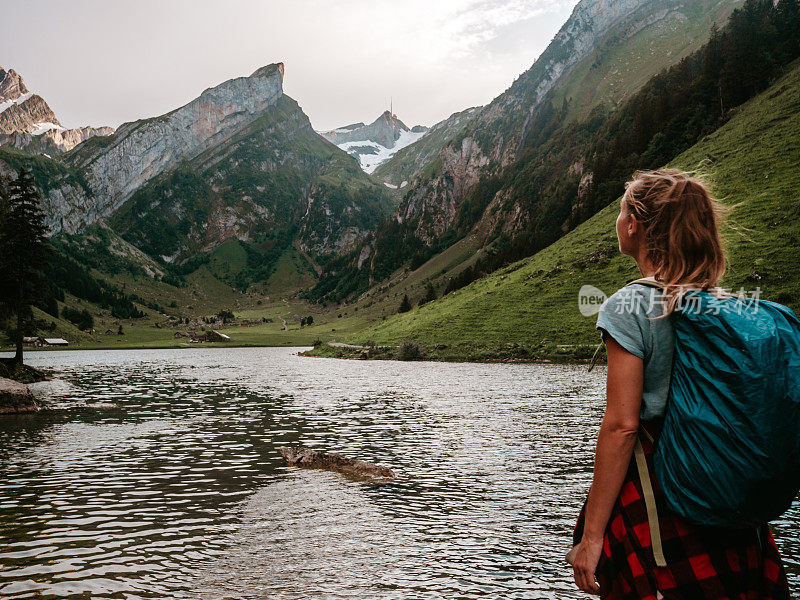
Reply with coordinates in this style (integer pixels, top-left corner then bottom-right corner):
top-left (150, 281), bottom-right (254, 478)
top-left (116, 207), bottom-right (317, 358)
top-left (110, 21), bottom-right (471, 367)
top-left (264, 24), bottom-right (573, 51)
top-left (638, 267), bottom-right (656, 278)
top-left (634, 252), bottom-right (656, 278)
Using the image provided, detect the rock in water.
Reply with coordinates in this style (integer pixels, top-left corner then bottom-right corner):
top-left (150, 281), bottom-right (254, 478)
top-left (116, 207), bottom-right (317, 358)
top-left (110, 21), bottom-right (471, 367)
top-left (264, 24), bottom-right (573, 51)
top-left (85, 402), bottom-right (119, 411)
top-left (278, 446), bottom-right (395, 480)
top-left (0, 377), bottom-right (39, 414)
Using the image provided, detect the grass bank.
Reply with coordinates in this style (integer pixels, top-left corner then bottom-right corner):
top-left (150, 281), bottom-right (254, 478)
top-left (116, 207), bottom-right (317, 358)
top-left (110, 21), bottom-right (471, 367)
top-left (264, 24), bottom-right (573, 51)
top-left (300, 341), bottom-right (601, 363)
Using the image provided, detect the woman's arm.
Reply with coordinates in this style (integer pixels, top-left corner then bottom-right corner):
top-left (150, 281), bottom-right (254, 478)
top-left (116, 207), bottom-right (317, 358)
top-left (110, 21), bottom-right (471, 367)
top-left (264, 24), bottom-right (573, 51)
top-left (572, 335), bottom-right (644, 595)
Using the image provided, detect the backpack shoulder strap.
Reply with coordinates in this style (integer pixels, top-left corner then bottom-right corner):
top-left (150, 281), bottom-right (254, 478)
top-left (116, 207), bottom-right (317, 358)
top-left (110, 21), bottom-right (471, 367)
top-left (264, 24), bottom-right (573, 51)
top-left (627, 278), bottom-right (665, 289)
top-left (634, 435), bottom-right (668, 567)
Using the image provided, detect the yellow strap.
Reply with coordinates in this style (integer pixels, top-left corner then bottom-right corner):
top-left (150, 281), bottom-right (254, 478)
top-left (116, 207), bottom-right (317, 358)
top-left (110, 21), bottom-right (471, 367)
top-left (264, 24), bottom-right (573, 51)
top-left (634, 437), bottom-right (667, 567)
top-left (628, 278), bottom-right (664, 289)
top-left (587, 342), bottom-right (604, 372)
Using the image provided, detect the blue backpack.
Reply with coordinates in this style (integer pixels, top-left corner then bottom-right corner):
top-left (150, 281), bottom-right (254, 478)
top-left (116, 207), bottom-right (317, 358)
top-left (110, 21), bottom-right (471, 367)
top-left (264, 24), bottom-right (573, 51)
top-left (633, 279), bottom-right (800, 528)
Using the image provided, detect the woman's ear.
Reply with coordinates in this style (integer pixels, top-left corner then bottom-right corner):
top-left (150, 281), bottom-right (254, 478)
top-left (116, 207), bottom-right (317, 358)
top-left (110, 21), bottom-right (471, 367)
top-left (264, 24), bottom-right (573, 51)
top-left (627, 213), bottom-right (639, 238)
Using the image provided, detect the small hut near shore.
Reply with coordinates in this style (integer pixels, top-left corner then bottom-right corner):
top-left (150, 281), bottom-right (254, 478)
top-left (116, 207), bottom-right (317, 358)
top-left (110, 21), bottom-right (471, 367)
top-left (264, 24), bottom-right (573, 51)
top-left (206, 330), bottom-right (231, 342)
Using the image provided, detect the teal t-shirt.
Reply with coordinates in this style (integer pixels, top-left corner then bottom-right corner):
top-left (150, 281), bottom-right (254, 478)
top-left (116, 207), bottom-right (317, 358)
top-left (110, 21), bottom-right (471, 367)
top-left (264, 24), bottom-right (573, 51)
top-left (595, 281), bottom-right (674, 420)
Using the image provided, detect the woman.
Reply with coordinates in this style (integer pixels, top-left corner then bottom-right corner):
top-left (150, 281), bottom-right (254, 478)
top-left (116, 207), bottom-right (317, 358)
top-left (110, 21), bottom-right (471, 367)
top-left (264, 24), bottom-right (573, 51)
top-left (570, 169), bottom-right (791, 599)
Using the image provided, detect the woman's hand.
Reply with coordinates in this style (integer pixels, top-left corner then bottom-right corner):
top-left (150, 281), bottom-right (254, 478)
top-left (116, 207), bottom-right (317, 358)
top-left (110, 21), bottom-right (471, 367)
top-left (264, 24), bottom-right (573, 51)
top-left (571, 537), bottom-right (603, 595)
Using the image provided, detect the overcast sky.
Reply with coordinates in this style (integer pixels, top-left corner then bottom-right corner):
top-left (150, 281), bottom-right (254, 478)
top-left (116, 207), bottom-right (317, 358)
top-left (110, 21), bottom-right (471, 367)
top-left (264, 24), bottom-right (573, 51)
top-left (3, 0), bottom-right (579, 131)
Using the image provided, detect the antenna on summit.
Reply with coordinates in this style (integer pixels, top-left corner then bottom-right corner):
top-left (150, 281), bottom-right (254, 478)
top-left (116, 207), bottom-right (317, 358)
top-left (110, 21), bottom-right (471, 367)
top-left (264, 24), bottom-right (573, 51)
top-left (390, 96), bottom-right (393, 118)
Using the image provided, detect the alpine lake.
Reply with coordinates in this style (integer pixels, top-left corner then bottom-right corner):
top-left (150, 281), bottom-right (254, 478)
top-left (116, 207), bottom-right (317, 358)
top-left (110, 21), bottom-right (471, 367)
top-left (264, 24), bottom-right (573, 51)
top-left (0, 347), bottom-right (797, 599)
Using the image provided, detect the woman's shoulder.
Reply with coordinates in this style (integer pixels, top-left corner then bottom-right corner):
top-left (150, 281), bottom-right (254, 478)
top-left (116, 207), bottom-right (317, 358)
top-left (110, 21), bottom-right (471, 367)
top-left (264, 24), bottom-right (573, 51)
top-left (597, 283), bottom-right (671, 360)
top-left (600, 283), bottom-right (663, 319)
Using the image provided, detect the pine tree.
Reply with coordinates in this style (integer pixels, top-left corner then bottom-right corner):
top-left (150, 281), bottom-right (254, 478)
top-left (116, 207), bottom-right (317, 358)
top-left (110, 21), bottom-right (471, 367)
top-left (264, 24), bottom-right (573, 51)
top-left (0, 168), bottom-right (50, 364)
top-left (423, 282), bottom-right (437, 304)
top-left (702, 23), bottom-right (726, 117)
top-left (774, 0), bottom-right (800, 60)
top-left (0, 178), bottom-right (11, 334)
top-left (418, 282), bottom-right (437, 306)
top-left (398, 294), bottom-right (411, 313)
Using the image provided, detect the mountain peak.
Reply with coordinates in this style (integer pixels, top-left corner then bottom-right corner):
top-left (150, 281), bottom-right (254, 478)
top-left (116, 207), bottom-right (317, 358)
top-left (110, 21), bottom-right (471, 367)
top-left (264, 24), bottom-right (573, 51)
top-left (0, 66), bottom-right (116, 152)
top-left (191, 63), bottom-right (287, 120)
top-left (0, 67), bottom-right (29, 102)
top-left (320, 111), bottom-right (429, 174)
top-left (374, 110), bottom-right (408, 131)
top-left (251, 62), bottom-right (284, 82)
top-left (0, 66), bottom-right (60, 137)
top-left (61, 61), bottom-right (286, 227)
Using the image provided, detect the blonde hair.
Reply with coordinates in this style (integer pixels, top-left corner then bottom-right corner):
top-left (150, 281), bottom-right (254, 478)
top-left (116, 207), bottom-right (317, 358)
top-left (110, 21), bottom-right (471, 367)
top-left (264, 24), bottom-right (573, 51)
top-left (622, 169), bottom-right (727, 314)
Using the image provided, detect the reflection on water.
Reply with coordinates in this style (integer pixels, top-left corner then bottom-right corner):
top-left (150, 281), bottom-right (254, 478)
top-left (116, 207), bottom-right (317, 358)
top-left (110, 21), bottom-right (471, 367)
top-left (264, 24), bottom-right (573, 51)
top-left (0, 347), bottom-right (796, 599)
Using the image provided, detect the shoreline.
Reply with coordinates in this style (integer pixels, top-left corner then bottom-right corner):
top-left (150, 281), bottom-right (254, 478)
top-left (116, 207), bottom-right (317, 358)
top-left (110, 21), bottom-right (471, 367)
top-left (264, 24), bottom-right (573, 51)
top-left (0, 342), bottom-right (314, 353)
top-left (298, 342), bottom-right (603, 365)
top-left (0, 341), bottom-right (605, 367)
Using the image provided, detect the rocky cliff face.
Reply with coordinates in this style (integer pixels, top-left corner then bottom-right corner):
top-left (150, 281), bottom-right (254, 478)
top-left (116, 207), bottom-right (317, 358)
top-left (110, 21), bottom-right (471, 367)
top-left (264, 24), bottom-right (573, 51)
top-left (65, 63), bottom-right (286, 225)
top-left (320, 111), bottom-right (428, 174)
top-left (398, 135), bottom-right (491, 243)
top-left (50, 125), bottom-right (116, 150)
top-left (110, 92), bottom-right (392, 265)
top-left (0, 125), bottom-right (116, 154)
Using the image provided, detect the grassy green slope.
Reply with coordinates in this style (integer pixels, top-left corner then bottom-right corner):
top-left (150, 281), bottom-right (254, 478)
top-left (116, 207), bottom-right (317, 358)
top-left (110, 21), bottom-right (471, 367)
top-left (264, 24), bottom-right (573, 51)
top-left (345, 61), bottom-right (800, 359)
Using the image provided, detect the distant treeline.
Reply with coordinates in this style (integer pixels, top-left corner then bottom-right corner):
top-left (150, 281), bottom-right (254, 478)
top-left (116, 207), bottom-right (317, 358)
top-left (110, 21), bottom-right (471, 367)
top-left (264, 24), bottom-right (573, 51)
top-left (37, 246), bottom-right (145, 321)
top-left (4, 235), bottom-right (154, 336)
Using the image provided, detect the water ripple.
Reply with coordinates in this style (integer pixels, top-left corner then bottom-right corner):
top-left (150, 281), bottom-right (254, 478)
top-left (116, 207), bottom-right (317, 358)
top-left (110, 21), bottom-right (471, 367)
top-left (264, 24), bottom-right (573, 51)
top-left (0, 347), bottom-right (796, 599)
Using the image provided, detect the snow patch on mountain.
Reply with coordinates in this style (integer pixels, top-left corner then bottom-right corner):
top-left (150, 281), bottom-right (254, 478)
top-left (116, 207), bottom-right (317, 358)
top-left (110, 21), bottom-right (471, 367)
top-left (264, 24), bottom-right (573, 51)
top-left (0, 92), bottom-right (34, 115)
top-left (319, 111), bottom-right (429, 174)
top-left (339, 127), bottom-right (427, 174)
top-left (30, 122), bottom-right (64, 135)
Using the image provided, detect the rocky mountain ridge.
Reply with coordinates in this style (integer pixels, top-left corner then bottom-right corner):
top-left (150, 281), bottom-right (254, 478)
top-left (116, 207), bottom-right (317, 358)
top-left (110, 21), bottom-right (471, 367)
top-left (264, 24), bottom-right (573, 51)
top-left (0, 62), bottom-right (394, 294)
top-left (0, 125), bottom-right (115, 156)
top-left (0, 67), bottom-right (60, 134)
top-left (373, 106), bottom-right (481, 189)
top-left (61, 63), bottom-right (287, 232)
top-left (108, 91), bottom-right (392, 266)
top-left (0, 67), bottom-right (114, 152)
